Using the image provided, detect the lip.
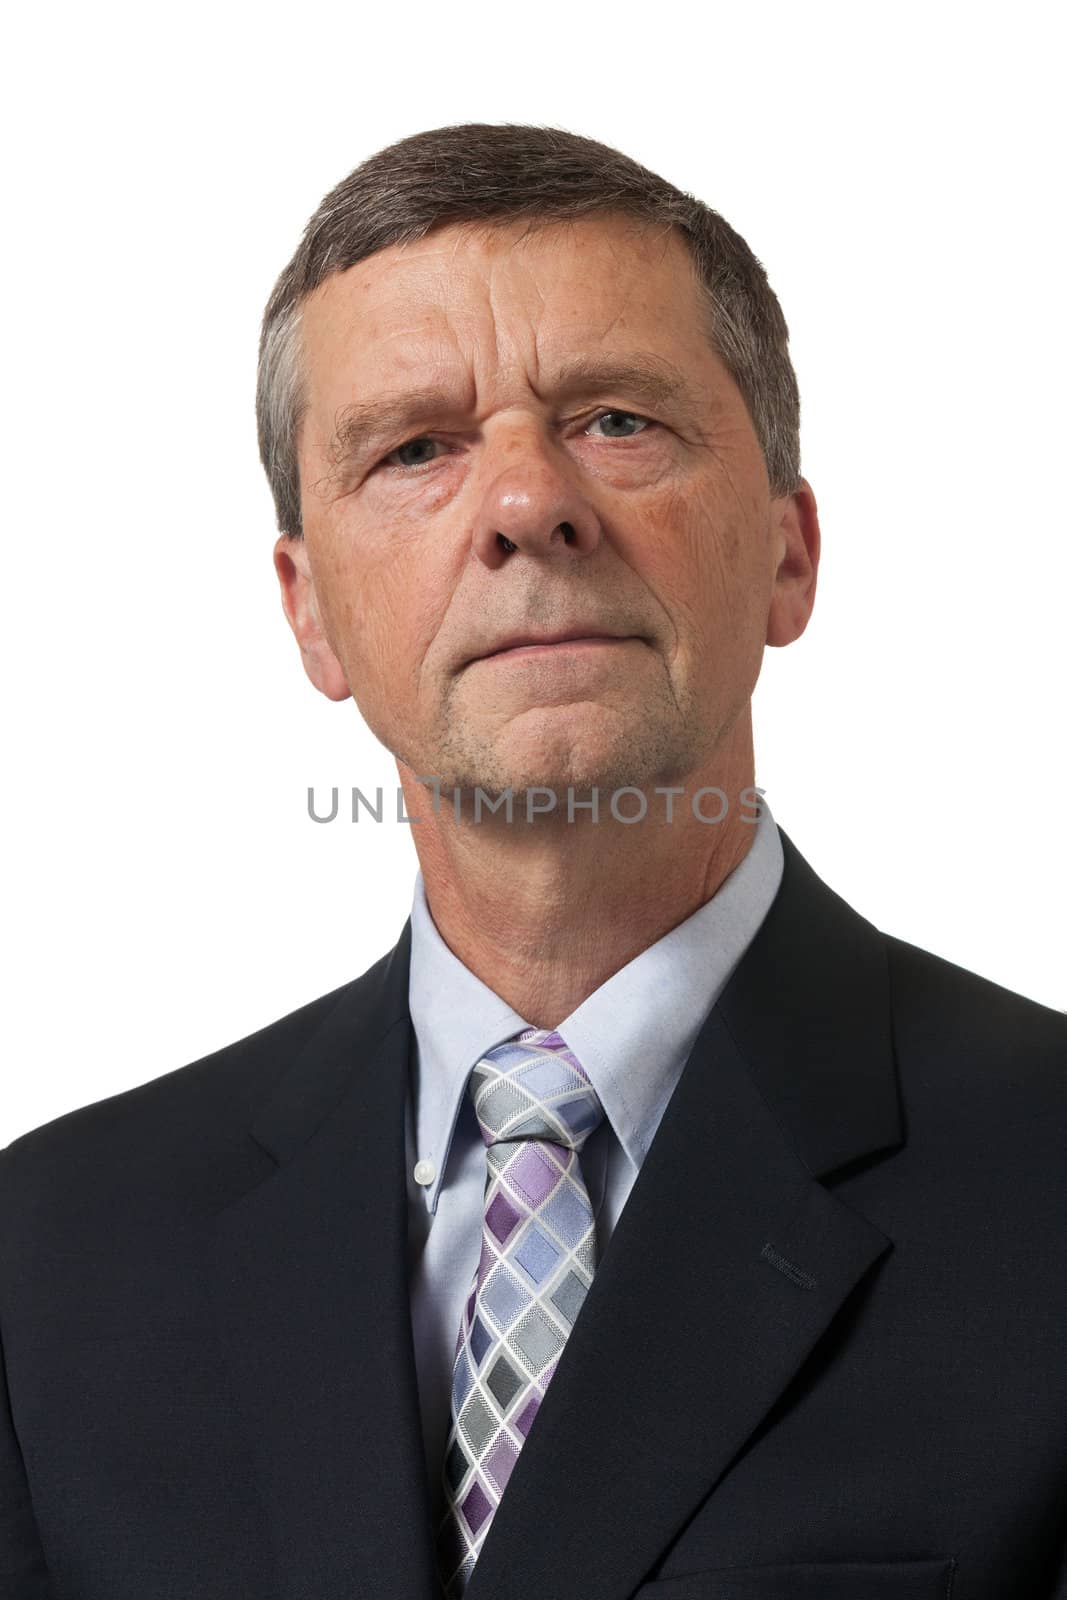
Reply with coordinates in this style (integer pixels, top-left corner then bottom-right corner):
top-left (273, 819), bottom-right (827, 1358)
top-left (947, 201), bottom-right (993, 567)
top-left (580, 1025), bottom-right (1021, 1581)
top-left (473, 630), bottom-right (636, 662)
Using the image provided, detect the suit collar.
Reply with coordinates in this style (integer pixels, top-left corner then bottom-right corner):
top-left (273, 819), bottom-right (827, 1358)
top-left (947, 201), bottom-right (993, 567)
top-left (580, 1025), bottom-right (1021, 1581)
top-left (248, 824), bottom-right (902, 1188)
top-left (207, 826), bottom-right (904, 1600)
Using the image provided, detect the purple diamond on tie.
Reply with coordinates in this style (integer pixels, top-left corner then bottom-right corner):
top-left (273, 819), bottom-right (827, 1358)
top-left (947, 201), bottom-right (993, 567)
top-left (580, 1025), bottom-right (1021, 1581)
top-left (461, 1478), bottom-right (493, 1537)
top-left (485, 1434), bottom-right (519, 1495)
top-left (485, 1192), bottom-right (521, 1244)
top-left (513, 1393), bottom-right (541, 1438)
top-left (506, 1144), bottom-right (559, 1208)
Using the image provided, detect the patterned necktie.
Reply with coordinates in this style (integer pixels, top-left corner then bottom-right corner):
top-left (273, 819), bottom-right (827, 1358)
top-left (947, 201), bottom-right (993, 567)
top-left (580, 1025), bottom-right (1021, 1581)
top-left (434, 1027), bottom-right (607, 1597)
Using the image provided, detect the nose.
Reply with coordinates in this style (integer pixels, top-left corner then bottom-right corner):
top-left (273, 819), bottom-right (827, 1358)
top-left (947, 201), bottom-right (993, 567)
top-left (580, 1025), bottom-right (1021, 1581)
top-left (471, 429), bottom-right (603, 569)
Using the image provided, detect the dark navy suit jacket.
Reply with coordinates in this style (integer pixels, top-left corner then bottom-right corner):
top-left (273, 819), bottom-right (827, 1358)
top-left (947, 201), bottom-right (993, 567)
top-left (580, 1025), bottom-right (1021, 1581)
top-left (2, 830), bottom-right (1066, 1598)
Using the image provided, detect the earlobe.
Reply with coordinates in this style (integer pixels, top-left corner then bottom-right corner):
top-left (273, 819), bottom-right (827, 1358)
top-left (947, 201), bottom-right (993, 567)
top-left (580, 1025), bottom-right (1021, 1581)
top-left (765, 478), bottom-right (821, 649)
top-left (272, 535), bottom-right (352, 702)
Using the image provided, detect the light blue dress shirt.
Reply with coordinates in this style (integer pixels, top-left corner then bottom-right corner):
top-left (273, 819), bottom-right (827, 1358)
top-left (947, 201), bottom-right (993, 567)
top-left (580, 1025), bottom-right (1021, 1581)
top-left (404, 797), bottom-right (785, 1517)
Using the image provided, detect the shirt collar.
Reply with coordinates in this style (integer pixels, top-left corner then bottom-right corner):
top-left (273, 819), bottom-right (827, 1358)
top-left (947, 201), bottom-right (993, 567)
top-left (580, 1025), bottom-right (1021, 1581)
top-left (407, 797), bottom-right (784, 1214)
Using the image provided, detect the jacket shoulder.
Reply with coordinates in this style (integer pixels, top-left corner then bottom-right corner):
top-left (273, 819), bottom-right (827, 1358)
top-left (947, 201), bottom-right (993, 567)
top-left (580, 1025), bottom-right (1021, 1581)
top-left (885, 929), bottom-right (1067, 1041)
top-left (0, 971), bottom-right (364, 1212)
top-left (883, 929), bottom-right (1067, 1100)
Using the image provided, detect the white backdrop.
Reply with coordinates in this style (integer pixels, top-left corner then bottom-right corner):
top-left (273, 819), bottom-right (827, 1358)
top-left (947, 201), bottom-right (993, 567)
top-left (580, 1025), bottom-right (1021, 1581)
top-left (3, 0), bottom-right (1063, 1146)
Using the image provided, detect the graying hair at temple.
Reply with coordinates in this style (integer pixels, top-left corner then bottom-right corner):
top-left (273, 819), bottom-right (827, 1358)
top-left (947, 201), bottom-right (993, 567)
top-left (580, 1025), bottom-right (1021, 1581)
top-left (255, 121), bottom-right (802, 540)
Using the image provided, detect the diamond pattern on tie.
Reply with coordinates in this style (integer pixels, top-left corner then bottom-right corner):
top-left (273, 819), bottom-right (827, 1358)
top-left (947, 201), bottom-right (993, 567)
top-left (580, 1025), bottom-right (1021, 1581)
top-left (434, 1028), bottom-right (606, 1597)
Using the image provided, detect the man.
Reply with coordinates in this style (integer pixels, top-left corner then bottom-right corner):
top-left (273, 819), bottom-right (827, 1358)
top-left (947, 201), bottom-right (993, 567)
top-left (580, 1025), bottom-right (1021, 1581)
top-left (1, 122), bottom-right (1065, 1600)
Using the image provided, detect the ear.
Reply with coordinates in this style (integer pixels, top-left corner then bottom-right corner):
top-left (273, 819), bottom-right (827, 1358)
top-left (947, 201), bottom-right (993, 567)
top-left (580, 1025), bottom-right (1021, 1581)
top-left (765, 477), bottom-right (821, 648)
top-left (273, 534), bottom-right (352, 702)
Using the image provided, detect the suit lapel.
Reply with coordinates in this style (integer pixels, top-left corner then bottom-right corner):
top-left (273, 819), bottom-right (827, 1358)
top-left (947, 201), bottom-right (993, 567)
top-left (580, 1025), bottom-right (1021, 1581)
top-left (207, 829), bottom-right (904, 1600)
top-left (207, 925), bottom-right (442, 1600)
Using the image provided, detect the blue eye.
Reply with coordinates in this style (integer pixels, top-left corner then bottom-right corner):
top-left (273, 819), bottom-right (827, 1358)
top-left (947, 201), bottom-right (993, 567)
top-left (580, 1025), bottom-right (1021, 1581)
top-left (379, 409), bottom-right (652, 475)
top-left (386, 437), bottom-right (443, 470)
top-left (588, 410), bottom-right (651, 438)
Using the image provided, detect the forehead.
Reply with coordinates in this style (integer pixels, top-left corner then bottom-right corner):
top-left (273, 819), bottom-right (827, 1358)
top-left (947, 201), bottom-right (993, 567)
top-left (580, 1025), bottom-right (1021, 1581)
top-left (297, 214), bottom-right (716, 408)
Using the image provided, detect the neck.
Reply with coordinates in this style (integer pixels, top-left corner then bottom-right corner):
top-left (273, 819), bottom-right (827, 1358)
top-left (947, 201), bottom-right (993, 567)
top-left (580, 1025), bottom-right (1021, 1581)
top-left (400, 718), bottom-right (759, 1028)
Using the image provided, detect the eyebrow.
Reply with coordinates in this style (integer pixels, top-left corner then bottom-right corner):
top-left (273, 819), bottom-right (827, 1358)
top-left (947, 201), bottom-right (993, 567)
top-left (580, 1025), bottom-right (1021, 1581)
top-left (325, 352), bottom-right (708, 474)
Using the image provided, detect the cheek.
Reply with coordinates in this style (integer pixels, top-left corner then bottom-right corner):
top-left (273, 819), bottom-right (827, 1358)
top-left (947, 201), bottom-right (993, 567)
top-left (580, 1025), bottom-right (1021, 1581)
top-left (629, 478), bottom-right (749, 609)
top-left (627, 477), bottom-right (771, 663)
top-left (315, 520), bottom-right (451, 709)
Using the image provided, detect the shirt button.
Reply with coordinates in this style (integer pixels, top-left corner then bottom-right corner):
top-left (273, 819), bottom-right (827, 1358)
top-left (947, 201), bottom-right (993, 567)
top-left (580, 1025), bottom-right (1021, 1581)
top-left (413, 1159), bottom-right (436, 1186)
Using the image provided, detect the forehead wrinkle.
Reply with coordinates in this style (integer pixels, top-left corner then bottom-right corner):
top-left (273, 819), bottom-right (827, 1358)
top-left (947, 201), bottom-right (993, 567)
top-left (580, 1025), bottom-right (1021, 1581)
top-left (551, 350), bottom-right (699, 407)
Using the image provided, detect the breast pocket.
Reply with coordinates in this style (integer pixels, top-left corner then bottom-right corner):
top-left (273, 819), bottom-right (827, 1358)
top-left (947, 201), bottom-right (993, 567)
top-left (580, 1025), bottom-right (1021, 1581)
top-left (635, 1557), bottom-right (957, 1598)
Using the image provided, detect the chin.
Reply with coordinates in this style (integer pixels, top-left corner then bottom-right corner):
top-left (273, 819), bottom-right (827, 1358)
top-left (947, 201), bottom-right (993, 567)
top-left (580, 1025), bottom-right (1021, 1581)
top-left (418, 705), bottom-right (698, 800)
top-left (478, 750), bottom-right (662, 801)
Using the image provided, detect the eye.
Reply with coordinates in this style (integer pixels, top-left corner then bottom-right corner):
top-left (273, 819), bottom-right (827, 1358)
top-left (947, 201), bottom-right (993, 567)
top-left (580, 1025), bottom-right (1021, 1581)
top-left (381, 436), bottom-right (446, 472)
top-left (378, 409), bottom-right (654, 475)
top-left (585, 409), bottom-right (653, 439)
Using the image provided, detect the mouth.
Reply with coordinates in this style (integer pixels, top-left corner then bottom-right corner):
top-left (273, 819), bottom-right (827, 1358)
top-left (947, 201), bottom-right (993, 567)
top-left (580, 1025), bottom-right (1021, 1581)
top-left (471, 629), bottom-right (640, 664)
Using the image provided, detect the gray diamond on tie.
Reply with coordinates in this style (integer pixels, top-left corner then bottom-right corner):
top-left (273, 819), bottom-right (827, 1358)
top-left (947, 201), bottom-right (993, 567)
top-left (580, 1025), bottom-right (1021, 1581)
top-left (458, 1392), bottom-right (495, 1455)
top-left (486, 1353), bottom-right (523, 1413)
top-left (550, 1268), bottom-right (588, 1327)
top-left (511, 1306), bottom-right (566, 1374)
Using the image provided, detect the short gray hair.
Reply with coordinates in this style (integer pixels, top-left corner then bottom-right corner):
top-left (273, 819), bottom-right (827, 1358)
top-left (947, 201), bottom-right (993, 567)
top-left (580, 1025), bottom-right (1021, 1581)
top-left (256, 123), bottom-right (801, 539)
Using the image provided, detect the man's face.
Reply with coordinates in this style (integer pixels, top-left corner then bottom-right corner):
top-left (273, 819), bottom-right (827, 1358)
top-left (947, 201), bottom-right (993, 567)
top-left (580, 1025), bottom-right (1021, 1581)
top-left (279, 213), bottom-right (816, 797)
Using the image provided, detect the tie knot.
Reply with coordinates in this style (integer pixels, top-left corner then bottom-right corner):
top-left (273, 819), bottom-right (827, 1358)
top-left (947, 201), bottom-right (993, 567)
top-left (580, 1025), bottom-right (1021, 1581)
top-left (468, 1028), bottom-right (605, 1153)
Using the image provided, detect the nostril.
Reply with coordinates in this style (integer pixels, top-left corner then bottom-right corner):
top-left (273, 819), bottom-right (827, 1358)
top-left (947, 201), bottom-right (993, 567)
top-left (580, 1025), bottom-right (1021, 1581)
top-left (560, 523), bottom-right (574, 543)
top-left (499, 534), bottom-right (517, 553)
